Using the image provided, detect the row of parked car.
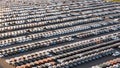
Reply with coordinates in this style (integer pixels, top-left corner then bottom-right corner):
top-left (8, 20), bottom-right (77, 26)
top-left (0, 0), bottom-right (119, 68)
top-left (0, 18), bottom-right (105, 47)
top-left (92, 58), bottom-right (120, 68)
top-left (4, 31), bottom-right (120, 67)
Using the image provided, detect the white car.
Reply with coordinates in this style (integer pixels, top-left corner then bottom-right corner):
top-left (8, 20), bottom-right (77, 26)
top-left (112, 51), bottom-right (120, 57)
